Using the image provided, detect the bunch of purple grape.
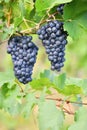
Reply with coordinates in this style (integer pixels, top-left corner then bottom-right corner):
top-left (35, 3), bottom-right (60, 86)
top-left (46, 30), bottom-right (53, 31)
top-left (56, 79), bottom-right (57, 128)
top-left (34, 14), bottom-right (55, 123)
top-left (37, 20), bottom-right (67, 71)
top-left (7, 35), bottom-right (38, 84)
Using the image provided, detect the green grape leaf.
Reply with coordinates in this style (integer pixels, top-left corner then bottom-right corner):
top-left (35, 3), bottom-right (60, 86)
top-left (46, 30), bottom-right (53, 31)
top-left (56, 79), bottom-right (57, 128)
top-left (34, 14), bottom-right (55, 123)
top-left (30, 78), bottom-right (55, 90)
top-left (54, 84), bottom-right (82, 96)
top-left (68, 121), bottom-right (87, 130)
top-left (35, 0), bottom-right (72, 13)
top-left (60, 85), bottom-right (82, 95)
top-left (68, 107), bottom-right (87, 130)
top-left (18, 0), bottom-right (26, 17)
top-left (38, 101), bottom-right (64, 130)
top-left (0, 70), bottom-right (16, 88)
top-left (53, 75), bottom-right (83, 95)
top-left (81, 79), bottom-right (87, 95)
top-left (54, 73), bottom-right (66, 90)
top-left (2, 25), bottom-right (15, 40)
top-left (11, 1), bottom-right (21, 17)
top-left (64, 21), bottom-right (85, 40)
top-left (63, 0), bottom-right (87, 39)
top-left (66, 77), bottom-right (83, 86)
top-left (75, 107), bottom-right (87, 121)
top-left (40, 70), bottom-right (56, 82)
top-left (22, 93), bottom-right (37, 118)
top-left (0, 85), bottom-right (21, 116)
top-left (66, 77), bottom-right (87, 95)
top-left (14, 16), bottom-right (23, 28)
top-left (39, 72), bottom-right (83, 96)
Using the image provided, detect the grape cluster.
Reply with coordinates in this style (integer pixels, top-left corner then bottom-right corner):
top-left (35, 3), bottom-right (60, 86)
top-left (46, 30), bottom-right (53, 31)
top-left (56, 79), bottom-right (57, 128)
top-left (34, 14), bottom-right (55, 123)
top-left (7, 35), bottom-right (38, 84)
top-left (57, 4), bottom-right (65, 15)
top-left (37, 20), bottom-right (67, 71)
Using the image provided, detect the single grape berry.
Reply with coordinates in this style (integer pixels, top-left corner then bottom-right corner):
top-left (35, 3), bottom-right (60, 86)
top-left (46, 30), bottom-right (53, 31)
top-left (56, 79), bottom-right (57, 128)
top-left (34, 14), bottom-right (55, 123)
top-left (37, 20), bottom-right (68, 72)
top-left (7, 35), bottom-right (38, 84)
top-left (57, 4), bottom-right (65, 15)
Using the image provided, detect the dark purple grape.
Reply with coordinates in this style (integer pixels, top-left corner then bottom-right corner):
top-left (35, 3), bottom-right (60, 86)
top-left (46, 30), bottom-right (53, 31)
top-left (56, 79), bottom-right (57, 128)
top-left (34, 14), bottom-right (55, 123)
top-left (7, 35), bottom-right (38, 84)
top-left (57, 4), bottom-right (65, 15)
top-left (37, 20), bottom-right (68, 71)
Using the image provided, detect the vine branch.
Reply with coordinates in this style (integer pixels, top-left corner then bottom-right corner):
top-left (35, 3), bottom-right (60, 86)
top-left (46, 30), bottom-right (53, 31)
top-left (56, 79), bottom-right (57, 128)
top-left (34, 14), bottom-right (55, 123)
top-left (6, 8), bottom-right (12, 27)
top-left (0, 11), bottom-right (63, 45)
top-left (40, 96), bottom-right (87, 106)
top-left (56, 104), bottom-right (74, 115)
top-left (20, 11), bottom-right (63, 34)
top-left (36, 96), bottom-right (87, 115)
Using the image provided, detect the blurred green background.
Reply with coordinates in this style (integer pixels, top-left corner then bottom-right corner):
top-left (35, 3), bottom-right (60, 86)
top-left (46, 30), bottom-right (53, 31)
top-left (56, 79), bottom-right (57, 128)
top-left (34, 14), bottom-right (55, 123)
top-left (0, 34), bottom-right (87, 129)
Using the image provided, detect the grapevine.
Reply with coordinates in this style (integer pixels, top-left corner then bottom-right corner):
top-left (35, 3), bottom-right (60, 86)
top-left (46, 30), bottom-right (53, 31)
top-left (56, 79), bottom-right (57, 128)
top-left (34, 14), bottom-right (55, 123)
top-left (0, 0), bottom-right (87, 130)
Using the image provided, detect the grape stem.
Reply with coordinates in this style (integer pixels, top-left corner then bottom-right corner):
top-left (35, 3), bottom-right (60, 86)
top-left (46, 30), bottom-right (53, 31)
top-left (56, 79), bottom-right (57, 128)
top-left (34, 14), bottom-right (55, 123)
top-left (6, 8), bottom-right (12, 27)
top-left (56, 104), bottom-right (74, 115)
top-left (15, 79), bottom-right (24, 92)
top-left (35, 96), bottom-right (87, 115)
top-left (20, 11), bottom-right (63, 34)
top-left (0, 11), bottom-right (63, 45)
top-left (41, 96), bottom-right (87, 106)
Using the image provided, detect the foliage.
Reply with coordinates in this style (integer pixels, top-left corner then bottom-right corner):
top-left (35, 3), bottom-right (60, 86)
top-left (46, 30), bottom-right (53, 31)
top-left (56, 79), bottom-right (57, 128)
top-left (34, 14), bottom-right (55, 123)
top-left (0, 0), bottom-right (87, 41)
top-left (0, 69), bottom-right (87, 129)
top-left (68, 107), bottom-right (87, 130)
top-left (0, 0), bottom-right (87, 130)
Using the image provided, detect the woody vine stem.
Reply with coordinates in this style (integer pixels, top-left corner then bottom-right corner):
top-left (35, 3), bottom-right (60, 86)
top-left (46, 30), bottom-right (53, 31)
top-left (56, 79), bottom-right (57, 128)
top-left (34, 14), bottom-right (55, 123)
top-left (18, 83), bottom-right (87, 116)
top-left (0, 11), bottom-right (64, 45)
top-left (36, 96), bottom-right (87, 115)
